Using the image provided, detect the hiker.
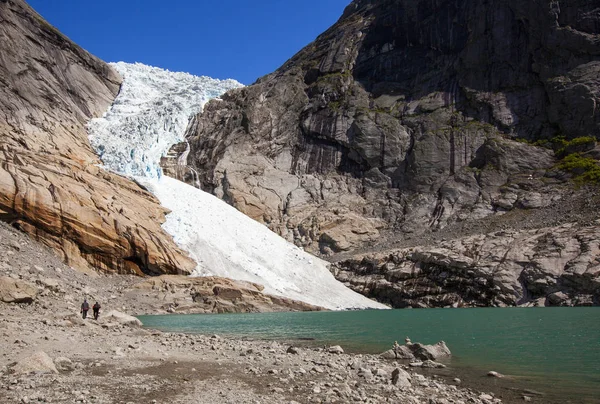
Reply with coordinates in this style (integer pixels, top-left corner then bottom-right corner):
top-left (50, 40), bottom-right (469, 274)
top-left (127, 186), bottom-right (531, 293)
top-left (92, 301), bottom-right (101, 320)
top-left (80, 299), bottom-right (90, 319)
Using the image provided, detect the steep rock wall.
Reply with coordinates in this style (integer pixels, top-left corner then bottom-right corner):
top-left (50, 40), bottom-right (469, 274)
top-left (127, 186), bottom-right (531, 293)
top-left (178, 0), bottom-right (599, 256)
top-left (0, 0), bottom-right (195, 275)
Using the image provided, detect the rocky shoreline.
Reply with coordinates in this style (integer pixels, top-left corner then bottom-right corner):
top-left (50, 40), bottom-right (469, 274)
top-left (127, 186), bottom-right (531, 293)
top-left (0, 221), bottom-right (538, 404)
top-left (1, 308), bottom-right (508, 404)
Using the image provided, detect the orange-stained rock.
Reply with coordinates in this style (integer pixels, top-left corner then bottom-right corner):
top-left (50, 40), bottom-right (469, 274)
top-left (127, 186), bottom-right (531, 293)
top-left (0, 0), bottom-right (195, 275)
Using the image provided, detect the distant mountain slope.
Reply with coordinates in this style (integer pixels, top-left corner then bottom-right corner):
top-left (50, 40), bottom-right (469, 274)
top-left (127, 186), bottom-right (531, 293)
top-left (171, 0), bottom-right (600, 306)
top-left (0, 0), bottom-right (195, 275)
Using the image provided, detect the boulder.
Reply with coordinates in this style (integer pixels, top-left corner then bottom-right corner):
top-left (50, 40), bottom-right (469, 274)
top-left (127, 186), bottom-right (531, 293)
top-left (391, 368), bottom-right (412, 388)
top-left (54, 357), bottom-right (75, 372)
top-left (286, 346), bottom-right (300, 355)
top-left (547, 292), bottom-right (571, 306)
top-left (99, 311), bottom-right (143, 327)
top-left (357, 367), bottom-right (373, 379)
top-left (421, 360), bottom-right (447, 368)
top-left (380, 349), bottom-right (397, 360)
top-left (0, 277), bottom-right (37, 303)
top-left (413, 341), bottom-right (452, 361)
top-left (11, 351), bottom-right (58, 375)
top-left (382, 340), bottom-right (452, 361)
top-left (328, 345), bottom-right (344, 354)
top-left (37, 278), bottom-right (61, 293)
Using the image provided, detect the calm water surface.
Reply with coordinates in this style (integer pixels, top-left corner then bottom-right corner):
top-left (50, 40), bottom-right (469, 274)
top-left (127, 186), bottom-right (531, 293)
top-left (138, 308), bottom-right (600, 403)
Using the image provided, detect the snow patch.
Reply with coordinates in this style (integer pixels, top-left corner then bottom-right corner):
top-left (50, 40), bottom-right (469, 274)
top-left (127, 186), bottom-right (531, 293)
top-left (143, 176), bottom-right (387, 309)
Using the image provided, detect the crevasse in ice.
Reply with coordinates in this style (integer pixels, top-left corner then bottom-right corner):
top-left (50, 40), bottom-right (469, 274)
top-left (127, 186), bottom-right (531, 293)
top-left (88, 62), bottom-right (387, 310)
top-left (89, 62), bottom-right (242, 177)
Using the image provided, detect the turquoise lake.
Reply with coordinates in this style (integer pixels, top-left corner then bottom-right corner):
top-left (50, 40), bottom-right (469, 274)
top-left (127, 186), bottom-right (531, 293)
top-left (138, 308), bottom-right (600, 403)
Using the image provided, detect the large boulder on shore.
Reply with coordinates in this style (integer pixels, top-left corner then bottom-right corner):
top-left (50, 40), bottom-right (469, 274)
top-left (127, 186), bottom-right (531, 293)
top-left (10, 351), bottom-right (58, 375)
top-left (382, 341), bottom-right (451, 361)
top-left (0, 276), bottom-right (37, 303)
top-left (99, 310), bottom-right (143, 327)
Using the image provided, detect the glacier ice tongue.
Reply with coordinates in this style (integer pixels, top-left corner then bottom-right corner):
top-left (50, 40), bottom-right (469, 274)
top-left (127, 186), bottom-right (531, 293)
top-left (142, 176), bottom-right (388, 310)
top-left (88, 62), bottom-right (242, 178)
top-left (88, 62), bottom-right (387, 310)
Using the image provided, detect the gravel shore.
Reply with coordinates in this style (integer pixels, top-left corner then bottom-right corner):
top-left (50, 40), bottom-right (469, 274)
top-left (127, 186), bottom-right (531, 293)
top-left (0, 222), bottom-right (508, 404)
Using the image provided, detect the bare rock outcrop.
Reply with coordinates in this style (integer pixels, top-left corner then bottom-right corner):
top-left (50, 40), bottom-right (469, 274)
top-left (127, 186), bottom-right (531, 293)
top-left (173, 0), bottom-right (599, 260)
top-left (334, 222), bottom-right (600, 308)
top-left (130, 275), bottom-right (323, 313)
top-left (0, 0), bottom-right (195, 275)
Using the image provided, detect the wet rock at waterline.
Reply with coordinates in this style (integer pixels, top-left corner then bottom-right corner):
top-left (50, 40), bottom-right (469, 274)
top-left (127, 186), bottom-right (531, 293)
top-left (382, 340), bottom-right (452, 361)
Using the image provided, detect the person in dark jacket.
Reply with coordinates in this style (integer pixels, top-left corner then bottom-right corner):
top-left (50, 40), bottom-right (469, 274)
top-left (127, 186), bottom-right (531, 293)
top-left (92, 302), bottom-right (101, 320)
top-left (80, 299), bottom-right (89, 319)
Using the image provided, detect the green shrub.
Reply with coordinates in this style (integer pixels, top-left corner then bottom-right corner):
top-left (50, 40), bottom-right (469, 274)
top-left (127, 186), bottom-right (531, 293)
top-left (557, 153), bottom-right (600, 184)
top-left (556, 136), bottom-right (597, 157)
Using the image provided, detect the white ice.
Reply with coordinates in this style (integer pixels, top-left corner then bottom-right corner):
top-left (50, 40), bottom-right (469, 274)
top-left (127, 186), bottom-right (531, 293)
top-left (89, 62), bottom-right (242, 177)
top-left (88, 62), bottom-right (387, 310)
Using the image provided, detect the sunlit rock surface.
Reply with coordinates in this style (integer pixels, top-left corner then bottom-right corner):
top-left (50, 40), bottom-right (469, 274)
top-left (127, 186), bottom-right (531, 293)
top-left (0, 0), bottom-right (195, 275)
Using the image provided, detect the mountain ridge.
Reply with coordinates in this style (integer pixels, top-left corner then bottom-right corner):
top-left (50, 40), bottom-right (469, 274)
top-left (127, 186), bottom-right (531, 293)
top-left (172, 0), bottom-right (600, 307)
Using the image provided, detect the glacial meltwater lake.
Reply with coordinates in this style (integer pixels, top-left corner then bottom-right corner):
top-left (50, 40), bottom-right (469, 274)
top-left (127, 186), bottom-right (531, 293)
top-left (138, 308), bottom-right (600, 403)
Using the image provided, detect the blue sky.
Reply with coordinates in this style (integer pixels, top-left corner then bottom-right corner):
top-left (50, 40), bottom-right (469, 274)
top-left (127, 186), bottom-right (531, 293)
top-left (27, 0), bottom-right (350, 84)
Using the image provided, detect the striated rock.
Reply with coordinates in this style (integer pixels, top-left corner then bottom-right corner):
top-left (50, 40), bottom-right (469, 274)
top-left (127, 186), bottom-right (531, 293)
top-left (335, 222), bottom-right (600, 308)
top-left (0, 276), bottom-right (37, 303)
top-left (176, 0), bottom-right (599, 260)
top-left (0, 0), bottom-right (195, 275)
top-left (131, 275), bottom-right (323, 313)
top-left (10, 351), bottom-right (58, 375)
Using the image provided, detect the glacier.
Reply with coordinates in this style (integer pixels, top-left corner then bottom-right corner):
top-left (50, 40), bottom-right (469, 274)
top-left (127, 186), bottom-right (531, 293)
top-left (88, 62), bottom-right (242, 178)
top-left (88, 62), bottom-right (387, 310)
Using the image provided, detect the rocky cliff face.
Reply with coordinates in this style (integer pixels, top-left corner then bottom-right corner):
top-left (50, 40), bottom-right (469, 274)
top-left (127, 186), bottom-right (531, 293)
top-left (170, 0), bottom-right (600, 306)
top-left (176, 0), bottom-right (600, 255)
top-left (0, 0), bottom-right (195, 275)
top-left (334, 221), bottom-right (600, 308)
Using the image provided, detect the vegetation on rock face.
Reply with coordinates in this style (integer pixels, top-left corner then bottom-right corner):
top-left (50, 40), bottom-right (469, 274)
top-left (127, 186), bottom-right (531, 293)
top-left (553, 136), bottom-right (597, 157)
top-left (557, 153), bottom-right (600, 184)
